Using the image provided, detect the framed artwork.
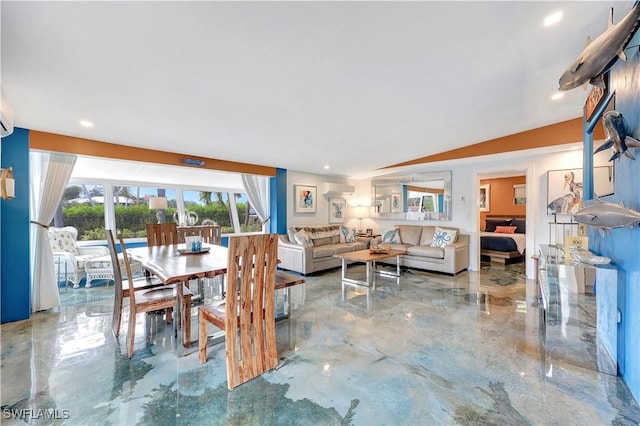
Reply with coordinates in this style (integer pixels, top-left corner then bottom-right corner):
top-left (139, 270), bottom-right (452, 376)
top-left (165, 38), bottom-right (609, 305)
top-left (585, 73), bottom-right (608, 122)
top-left (479, 184), bottom-right (490, 212)
top-left (391, 193), bottom-right (402, 212)
top-left (375, 199), bottom-right (386, 214)
top-left (328, 197), bottom-right (346, 223)
top-left (547, 166), bottom-right (614, 215)
top-left (513, 184), bottom-right (526, 205)
top-left (547, 168), bottom-right (582, 214)
top-left (294, 185), bottom-right (317, 213)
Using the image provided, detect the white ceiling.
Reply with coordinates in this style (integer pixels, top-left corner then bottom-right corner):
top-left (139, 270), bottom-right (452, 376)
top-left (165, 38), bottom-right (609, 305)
top-left (1, 1), bottom-right (631, 180)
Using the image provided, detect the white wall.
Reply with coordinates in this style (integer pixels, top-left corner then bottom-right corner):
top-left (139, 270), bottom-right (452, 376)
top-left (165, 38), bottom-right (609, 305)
top-left (288, 145), bottom-right (600, 280)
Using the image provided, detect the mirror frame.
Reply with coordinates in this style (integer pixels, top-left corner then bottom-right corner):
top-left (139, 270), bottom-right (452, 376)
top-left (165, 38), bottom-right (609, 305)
top-left (371, 170), bottom-right (452, 221)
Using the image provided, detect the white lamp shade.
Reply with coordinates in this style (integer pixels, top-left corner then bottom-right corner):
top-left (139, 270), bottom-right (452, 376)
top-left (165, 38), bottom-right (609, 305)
top-left (351, 205), bottom-right (369, 219)
top-left (149, 196), bottom-right (167, 210)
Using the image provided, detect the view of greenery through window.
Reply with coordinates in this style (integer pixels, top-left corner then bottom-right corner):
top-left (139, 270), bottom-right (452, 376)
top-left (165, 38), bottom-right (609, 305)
top-left (57, 182), bottom-right (262, 240)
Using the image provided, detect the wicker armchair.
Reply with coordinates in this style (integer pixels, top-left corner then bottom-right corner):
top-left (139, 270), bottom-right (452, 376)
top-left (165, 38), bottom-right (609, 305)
top-left (48, 226), bottom-right (109, 288)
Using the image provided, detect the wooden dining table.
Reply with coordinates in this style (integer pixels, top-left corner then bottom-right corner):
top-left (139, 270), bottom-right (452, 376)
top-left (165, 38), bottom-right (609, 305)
top-left (128, 243), bottom-right (228, 352)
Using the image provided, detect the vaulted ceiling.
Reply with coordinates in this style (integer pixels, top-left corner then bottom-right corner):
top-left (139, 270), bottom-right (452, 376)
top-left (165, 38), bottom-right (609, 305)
top-left (1, 1), bottom-right (630, 179)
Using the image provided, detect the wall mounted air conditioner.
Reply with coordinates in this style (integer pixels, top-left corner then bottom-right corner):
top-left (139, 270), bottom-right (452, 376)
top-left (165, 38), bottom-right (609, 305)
top-left (322, 182), bottom-right (355, 198)
top-left (1, 89), bottom-right (14, 138)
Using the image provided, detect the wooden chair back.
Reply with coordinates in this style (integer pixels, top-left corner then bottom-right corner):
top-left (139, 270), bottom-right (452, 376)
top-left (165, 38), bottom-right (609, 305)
top-left (225, 233), bottom-right (279, 389)
top-left (146, 223), bottom-right (178, 246)
top-left (177, 225), bottom-right (221, 245)
top-left (105, 229), bottom-right (125, 336)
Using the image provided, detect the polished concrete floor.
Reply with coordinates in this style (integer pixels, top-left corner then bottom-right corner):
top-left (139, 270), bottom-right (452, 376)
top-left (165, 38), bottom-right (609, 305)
top-left (2, 261), bottom-right (640, 425)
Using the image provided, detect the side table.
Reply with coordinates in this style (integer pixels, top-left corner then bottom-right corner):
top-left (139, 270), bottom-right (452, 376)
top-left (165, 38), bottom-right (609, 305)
top-left (55, 256), bottom-right (69, 292)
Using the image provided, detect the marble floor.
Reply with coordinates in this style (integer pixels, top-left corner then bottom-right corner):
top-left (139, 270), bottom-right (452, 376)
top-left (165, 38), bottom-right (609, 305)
top-left (2, 261), bottom-right (639, 425)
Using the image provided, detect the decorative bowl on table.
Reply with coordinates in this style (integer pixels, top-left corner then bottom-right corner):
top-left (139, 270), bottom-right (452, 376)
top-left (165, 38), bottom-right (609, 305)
top-left (369, 244), bottom-right (391, 254)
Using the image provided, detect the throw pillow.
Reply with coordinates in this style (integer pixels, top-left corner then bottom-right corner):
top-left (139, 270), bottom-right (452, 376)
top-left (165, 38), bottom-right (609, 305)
top-left (431, 227), bottom-right (457, 248)
top-left (293, 230), bottom-right (312, 246)
top-left (381, 228), bottom-right (401, 244)
top-left (495, 226), bottom-right (517, 234)
top-left (340, 225), bottom-right (357, 243)
top-left (49, 229), bottom-right (80, 255)
top-left (484, 219), bottom-right (511, 232)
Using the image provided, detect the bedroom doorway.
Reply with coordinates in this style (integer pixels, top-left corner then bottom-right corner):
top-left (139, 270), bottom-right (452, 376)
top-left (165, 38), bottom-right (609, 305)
top-left (478, 172), bottom-right (527, 272)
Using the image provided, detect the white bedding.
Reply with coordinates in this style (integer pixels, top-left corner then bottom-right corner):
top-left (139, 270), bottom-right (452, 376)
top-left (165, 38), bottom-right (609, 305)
top-left (480, 231), bottom-right (526, 254)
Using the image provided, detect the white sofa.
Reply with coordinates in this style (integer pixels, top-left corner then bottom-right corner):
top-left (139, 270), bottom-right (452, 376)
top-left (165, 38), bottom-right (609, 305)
top-left (277, 225), bottom-right (368, 275)
top-left (377, 224), bottom-right (469, 275)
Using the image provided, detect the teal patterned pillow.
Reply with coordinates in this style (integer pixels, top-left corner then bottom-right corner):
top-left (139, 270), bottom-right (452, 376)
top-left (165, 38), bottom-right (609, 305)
top-left (381, 228), bottom-right (400, 244)
top-left (431, 227), bottom-right (458, 248)
top-left (340, 225), bottom-right (357, 243)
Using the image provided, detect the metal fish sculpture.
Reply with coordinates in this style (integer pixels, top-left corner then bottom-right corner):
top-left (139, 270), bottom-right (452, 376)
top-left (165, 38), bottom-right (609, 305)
top-left (594, 110), bottom-right (640, 161)
top-left (573, 199), bottom-right (640, 235)
top-left (559, 3), bottom-right (640, 91)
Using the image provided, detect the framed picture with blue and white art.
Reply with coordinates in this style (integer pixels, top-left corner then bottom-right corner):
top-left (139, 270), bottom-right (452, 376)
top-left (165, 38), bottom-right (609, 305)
top-left (328, 197), bottom-right (345, 223)
top-left (294, 184), bottom-right (317, 213)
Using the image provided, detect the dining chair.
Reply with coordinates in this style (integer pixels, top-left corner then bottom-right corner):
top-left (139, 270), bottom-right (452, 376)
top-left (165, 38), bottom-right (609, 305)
top-left (177, 224), bottom-right (223, 302)
top-left (198, 233), bottom-right (279, 390)
top-left (105, 229), bottom-right (166, 337)
top-left (146, 223), bottom-right (179, 247)
top-left (177, 224), bottom-right (221, 245)
top-left (107, 229), bottom-right (193, 358)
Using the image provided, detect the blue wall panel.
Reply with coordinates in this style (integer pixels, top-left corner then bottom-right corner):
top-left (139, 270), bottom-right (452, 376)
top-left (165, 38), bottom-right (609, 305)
top-left (1, 128), bottom-right (31, 323)
top-left (587, 46), bottom-right (640, 400)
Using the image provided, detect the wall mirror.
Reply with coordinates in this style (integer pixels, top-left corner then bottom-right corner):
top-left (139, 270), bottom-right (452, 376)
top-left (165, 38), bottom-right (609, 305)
top-left (371, 170), bottom-right (452, 221)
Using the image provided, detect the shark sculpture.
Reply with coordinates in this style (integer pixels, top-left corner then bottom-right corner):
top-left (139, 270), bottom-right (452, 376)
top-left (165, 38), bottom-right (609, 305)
top-left (594, 110), bottom-right (640, 162)
top-left (573, 198), bottom-right (640, 236)
top-left (559, 3), bottom-right (640, 91)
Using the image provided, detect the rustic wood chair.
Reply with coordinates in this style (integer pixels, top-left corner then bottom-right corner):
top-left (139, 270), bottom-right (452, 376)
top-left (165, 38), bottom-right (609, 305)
top-left (177, 224), bottom-right (223, 302)
top-left (107, 229), bottom-right (193, 358)
top-left (146, 223), bottom-right (179, 247)
top-left (105, 229), bottom-right (166, 337)
top-left (198, 234), bottom-right (279, 390)
top-left (177, 224), bottom-right (221, 245)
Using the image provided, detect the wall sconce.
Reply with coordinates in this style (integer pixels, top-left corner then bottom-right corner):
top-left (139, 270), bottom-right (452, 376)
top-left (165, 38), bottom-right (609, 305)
top-left (1, 167), bottom-right (15, 200)
top-left (149, 196), bottom-right (168, 223)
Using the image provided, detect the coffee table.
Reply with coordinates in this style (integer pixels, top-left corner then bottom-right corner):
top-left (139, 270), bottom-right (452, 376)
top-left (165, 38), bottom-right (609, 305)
top-left (334, 249), bottom-right (406, 309)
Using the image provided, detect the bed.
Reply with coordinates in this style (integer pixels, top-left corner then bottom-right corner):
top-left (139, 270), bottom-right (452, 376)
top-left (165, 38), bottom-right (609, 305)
top-left (480, 216), bottom-right (526, 264)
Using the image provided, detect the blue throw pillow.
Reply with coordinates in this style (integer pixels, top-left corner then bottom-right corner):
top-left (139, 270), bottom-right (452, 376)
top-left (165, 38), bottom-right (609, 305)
top-left (381, 228), bottom-right (400, 244)
top-left (340, 225), bottom-right (357, 243)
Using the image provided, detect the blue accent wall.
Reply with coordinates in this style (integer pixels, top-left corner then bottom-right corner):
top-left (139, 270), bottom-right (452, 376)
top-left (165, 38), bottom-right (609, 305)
top-left (1, 128), bottom-right (31, 323)
top-left (587, 46), bottom-right (640, 400)
top-left (270, 168), bottom-right (287, 234)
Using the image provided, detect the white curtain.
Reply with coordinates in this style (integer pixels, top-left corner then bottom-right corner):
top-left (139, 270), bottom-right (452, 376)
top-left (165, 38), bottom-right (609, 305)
top-left (30, 152), bottom-right (77, 312)
top-left (241, 174), bottom-right (270, 232)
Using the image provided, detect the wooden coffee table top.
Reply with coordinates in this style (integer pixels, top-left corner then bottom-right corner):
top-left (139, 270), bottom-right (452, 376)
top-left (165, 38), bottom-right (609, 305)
top-left (334, 249), bottom-right (406, 262)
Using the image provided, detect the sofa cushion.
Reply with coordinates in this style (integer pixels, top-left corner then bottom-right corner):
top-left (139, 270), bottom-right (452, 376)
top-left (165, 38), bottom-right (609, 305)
top-left (397, 225), bottom-right (421, 246)
top-left (312, 246), bottom-right (335, 259)
top-left (331, 244), bottom-right (354, 255)
top-left (381, 228), bottom-right (401, 244)
top-left (431, 227), bottom-right (458, 248)
top-left (314, 237), bottom-right (334, 246)
top-left (293, 230), bottom-right (312, 245)
top-left (419, 226), bottom-right (436, 246)
top-left (407, 245), bottom-right (445, 259)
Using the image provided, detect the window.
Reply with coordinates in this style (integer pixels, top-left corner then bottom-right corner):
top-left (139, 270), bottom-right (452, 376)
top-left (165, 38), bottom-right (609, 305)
top-left (59, 182), bottom-right (106, 240)
top-left (113, 185), bottom-right (177, 238)
top-left (56, 177), bottom-right (265, 243)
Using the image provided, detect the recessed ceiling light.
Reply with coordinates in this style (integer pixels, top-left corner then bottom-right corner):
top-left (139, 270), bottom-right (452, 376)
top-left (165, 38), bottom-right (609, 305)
top-left (324, 165), bottom-right (330, 170)
top-left (80, 120), bottom-right (94, 128)
top-left (544, 11), bottom-right (563, 27)
top-left (551, 92), bottom-right (565, 101)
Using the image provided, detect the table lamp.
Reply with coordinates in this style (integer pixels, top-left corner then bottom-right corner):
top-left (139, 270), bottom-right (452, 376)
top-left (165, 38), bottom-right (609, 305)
top-left (149, 196), bottom-right (168, 223)
top-left (351, 205), bottom-right (369, 234)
